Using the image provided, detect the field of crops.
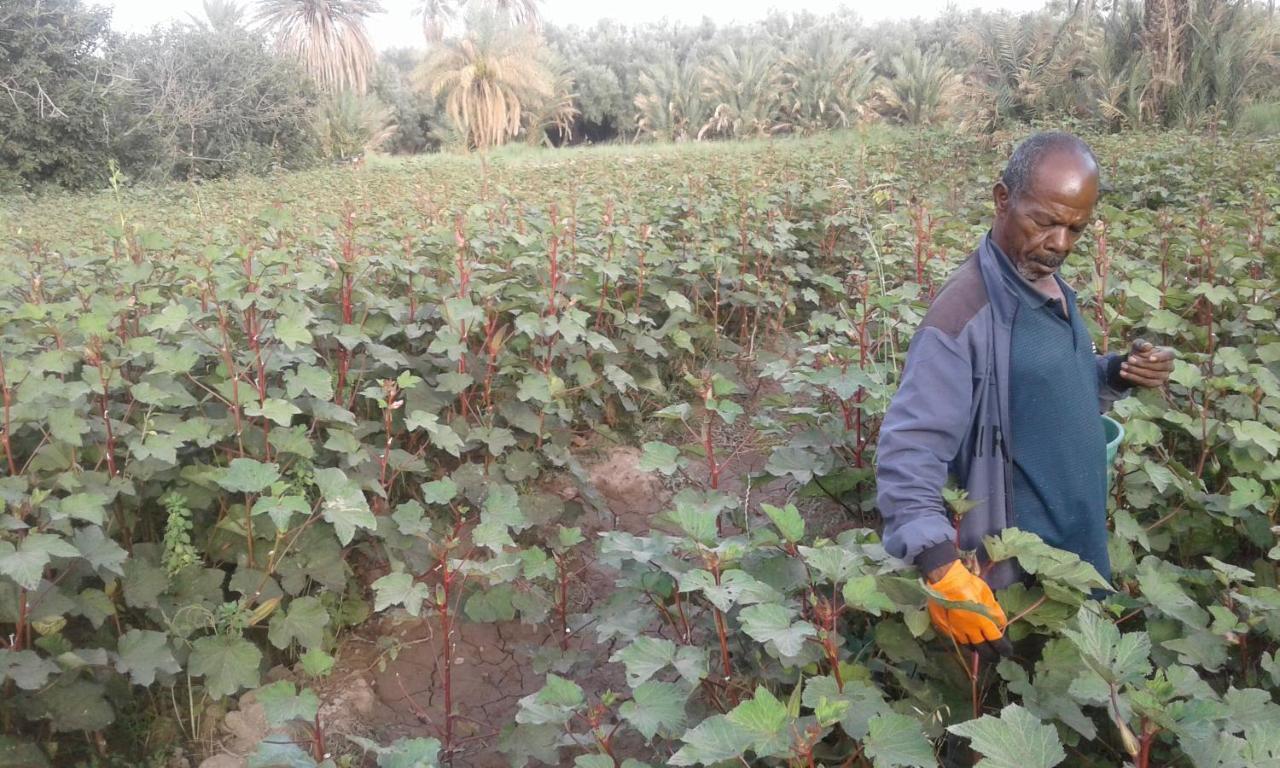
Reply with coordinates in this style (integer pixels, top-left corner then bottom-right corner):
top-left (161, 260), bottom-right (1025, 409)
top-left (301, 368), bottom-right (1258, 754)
top-left (1, 127), bottom-right (1278, 768)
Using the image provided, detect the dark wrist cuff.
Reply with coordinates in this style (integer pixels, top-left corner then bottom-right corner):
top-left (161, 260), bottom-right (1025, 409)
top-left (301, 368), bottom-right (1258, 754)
top-left (915, 541), bottom-right (960, 576)
top-left (1106, 353), bottom-right (1135, 390)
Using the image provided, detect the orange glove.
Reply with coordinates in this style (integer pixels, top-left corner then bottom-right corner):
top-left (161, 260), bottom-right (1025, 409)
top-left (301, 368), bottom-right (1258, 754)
top-left (926, 560), bottom-right (1012, 660)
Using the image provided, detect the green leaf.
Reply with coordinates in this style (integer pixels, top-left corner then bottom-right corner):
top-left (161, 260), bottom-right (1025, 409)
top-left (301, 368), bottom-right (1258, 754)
top-left (761, 503), bottom-right (804, 543)
top-left (620, 681), bottom-right (688, 741)
top-left (843, 575), bottom-right (897, 617)
top-left (947, 704), bottom-right (1065, 768)
top-left (313, 467), bottom-right (376, 546)
top-left (0, 735), bottom-right (51, 767)
top-left (268, 596), bottom-right (329, 650)
top-left (864, 712), bottom-right (936, 768)
top-left (372, 572), bottom-right (431, 617)
top-left (286, 365), bottom-right (334, 401)
top-left (0, 541), bottom-right (46, 590)
top-left (611, 636), bottom-right (676, 687)
top-left (669, 715), bottom-right (754, 766)
top-left (0, 650), bottom-right (59, 690)
top-left (674, 646), bottom-right (709, 685)
top-left (376, 737), bottom-right (442, 768)
top-left (115, 629), bottom-right (180, 686)
top-left (671, 502), bottom-right (718, 545)
top-left (245, 398), bottom-right (302, 427)
top-left (464, 584), bottom-right (517, 623)
top-left (515, 673), bottom-right (584, 726)
top-left (680, 569), bottom-right (781, 612)
top-left (420, 478), bottom-right (458, 505)
top-left (1136, 559), bottom-right (1209, 628)
top-left (1231, 420), bottom-right (1280, 457)
top-left (1061, 605), bottom-right (1151, 690)
top-left (189, 635), bottom-right (262, 699)
top-left (299, 648), bottom-right (335, 678)
top-left (574, 756), bottom-right (614, 768)
top-left (764, 445), bottom-right (823, 484)
top-left (737, 604), bottom-right (816, 657)
top-left (638, 441), bottom-right (681, 475)
top-left (253, 495), bottom-right (311, 531)
top-left (801, 676), bottom-right (891, 741)
top-left (57, 493), bottom-right (108, 525)
top-left (664, 290), bottom-right (692, 312)
top-left (984, 529), bottom-right (1110, 595)
top-left (725, 686), bottom-right (791, 759)
top-left (218, 458), bottom-right (282, 494)
top-left (48, 407), bottom-right (89, 447)
top-left (274, 314), bottom-right (313, 350)
top-left (32, 679), bottom-right (114, 732)
top-left (71, 526), bottom-right (128, 576)
top-left (22, 533), bottom-right (79, 560)
top-left (255, 681), bottom-right (320, 727)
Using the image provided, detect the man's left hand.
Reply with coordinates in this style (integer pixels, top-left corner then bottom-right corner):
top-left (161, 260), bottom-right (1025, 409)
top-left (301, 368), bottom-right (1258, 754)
top-left (1119, 339), bottom-right (1176, 388)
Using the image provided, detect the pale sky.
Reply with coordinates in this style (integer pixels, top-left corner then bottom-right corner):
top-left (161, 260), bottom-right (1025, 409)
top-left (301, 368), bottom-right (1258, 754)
top-left (105, 0), bottom-right (1049, 50)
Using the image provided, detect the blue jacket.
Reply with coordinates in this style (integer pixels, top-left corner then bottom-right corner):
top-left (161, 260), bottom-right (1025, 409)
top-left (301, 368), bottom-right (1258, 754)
top-left (875, 234), bottom-right (1129, 588)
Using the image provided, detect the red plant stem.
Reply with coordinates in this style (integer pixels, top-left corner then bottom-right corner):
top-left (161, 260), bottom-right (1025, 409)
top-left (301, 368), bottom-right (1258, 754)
top-left (634, 225), bottom-right (650, 309)
top-left (703, 419), bottom-right (719, 492)
top-left (98, 367), bottom-right (118, 478)
top-left (1136, 721), bottom-right (1154, 768)
top-left (826, 634), bottom-right (845, 692)
top-left (0, 353), bottom-right (17, 476)
top-left (556, 554), bottom-right (570, 651)
top-left (971, 652), bottom-right (981, 718)
top-left (437, 547), bottom-right (456, 754)
top-left (311, 715), bottom-right (326, 762)
top-left (711, 563), bottom-right (732, 681)
top-left (14, 588), bottom-right (28, 651)
top-left (672, 587), bottom-right (692, 643)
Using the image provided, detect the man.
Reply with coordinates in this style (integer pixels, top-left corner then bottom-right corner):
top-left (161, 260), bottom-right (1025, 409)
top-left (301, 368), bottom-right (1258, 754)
top-left (875, 133), bottom-right (1175, 659)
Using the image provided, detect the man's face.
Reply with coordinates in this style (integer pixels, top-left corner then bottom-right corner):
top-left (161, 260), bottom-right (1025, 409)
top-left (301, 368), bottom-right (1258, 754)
top-left (994, 151), bottom-right (1100, 282)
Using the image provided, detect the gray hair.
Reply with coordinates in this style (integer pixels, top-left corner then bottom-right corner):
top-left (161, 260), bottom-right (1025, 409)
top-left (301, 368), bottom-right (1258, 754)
top-left (1001, 132), bottom-right (1099, 199)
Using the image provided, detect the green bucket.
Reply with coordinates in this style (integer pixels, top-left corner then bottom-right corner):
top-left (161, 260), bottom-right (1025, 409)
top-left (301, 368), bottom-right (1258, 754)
top-left (1102, 414), bottom-right (1125, 468)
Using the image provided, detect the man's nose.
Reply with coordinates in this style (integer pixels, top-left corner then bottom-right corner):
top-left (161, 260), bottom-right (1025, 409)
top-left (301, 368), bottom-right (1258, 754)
top-left (1047, 227), bottom-right (1071, 254)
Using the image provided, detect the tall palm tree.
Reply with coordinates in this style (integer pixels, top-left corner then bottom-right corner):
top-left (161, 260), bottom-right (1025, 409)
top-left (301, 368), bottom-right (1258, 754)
top-left (190, 0), bottom-right (246, 32)
top-left (417, 13), bottom-right (553, 149)
top-left (254, 0), bottom-right (383, 94)
top-left (781, 30), bottom-right (877, 133)
top-left (633, 51), bottom-right (707, 142)
top-left (698, 43), bottom-right (784, 139)
top-left (878, 46), bottom-right (960, 125)
top-left (417, 0), bottom-right (540, 43)
top-left (522, 53), bottom-right (579, 145)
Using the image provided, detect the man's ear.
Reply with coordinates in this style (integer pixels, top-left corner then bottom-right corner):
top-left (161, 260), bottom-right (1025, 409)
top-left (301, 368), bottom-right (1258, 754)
top-left (993, 181), bottom-right (1011, 215)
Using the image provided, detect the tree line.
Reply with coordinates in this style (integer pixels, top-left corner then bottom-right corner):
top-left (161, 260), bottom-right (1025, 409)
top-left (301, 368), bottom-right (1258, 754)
top-left (2, 0), bottom-right (1277, 192)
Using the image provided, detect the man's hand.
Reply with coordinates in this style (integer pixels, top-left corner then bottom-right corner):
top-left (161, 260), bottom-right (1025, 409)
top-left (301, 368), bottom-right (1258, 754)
top-left (925, 561), bottom-right (1012, 661)
top-left (1119, 338), bottom-right (1176, 388)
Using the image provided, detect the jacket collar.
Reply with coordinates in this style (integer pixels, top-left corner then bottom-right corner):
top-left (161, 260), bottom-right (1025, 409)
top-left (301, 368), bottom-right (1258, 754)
top-left (977, 232), bottom-right (1077, 325)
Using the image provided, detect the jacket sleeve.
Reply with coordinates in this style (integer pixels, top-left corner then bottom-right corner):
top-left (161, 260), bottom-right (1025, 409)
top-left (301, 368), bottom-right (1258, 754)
top-left (1095, 353), bottom-right (1133, 411)
top-left (876, 325), bottom-right (974, 566)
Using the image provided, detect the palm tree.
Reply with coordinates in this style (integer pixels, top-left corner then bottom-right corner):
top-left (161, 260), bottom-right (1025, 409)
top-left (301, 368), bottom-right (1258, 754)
top-left (781, 30), bottom-right (877, 133)
top-left (522, 53), bottom-right (579, 145)
top-left (698, 43), bottom-right (784, 139)
top-left (965, 14), bottom-right (1080, 128)
top-left (417, 0), bottom-right (540, 43)
top-left (190, 0), bottom-right (246, 32)
top-left (254, 0), bottom-right (383, 94)
top-left (878, 46), bottom-right (960, 125)
top-left (417, 12), bottom-right (553, 149)
top-left (317, 91), bottom-right (398, 159)
top-left (633, 51), bottom-right (708, 142)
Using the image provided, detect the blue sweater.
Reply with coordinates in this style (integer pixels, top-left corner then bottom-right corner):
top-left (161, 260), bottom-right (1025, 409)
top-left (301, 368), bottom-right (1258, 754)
top-left (876, 234), bottom-right (1128, 588)
top-left (994, 243), bottom-right (1112, 581)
